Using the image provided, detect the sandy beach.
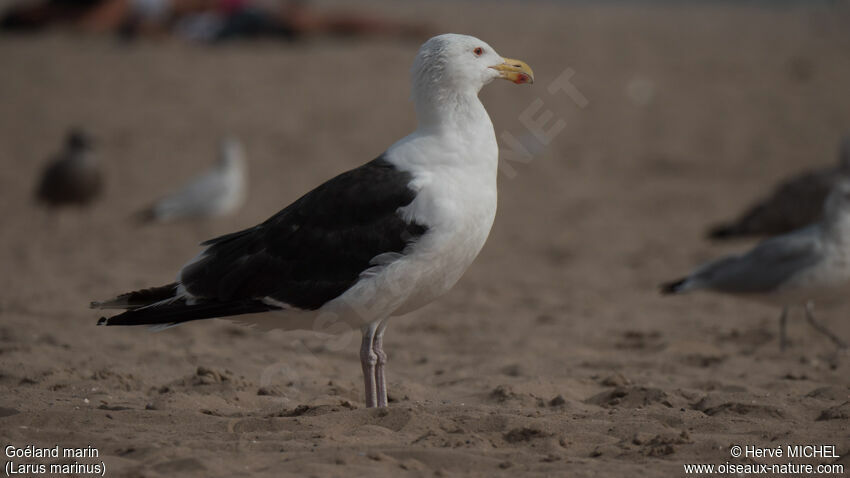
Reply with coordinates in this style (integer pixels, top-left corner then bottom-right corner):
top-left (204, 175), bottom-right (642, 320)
top-left (1, 1), bottom-right (849, 476)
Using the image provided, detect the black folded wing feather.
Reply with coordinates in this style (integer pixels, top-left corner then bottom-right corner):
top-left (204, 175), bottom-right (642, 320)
top-left (96, 154), bottom-right (428, 326)
top-left (179, 154), bottom-right (428, 310)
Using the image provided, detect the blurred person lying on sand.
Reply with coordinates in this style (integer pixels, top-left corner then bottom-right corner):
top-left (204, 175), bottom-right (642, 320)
top-left (1, 0), bottom-right (430, 42)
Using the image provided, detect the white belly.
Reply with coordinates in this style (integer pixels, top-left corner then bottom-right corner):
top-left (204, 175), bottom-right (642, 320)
top-left (323, 165), bottom-right (497, 326)
top-left (772, 251), bottom-right (850, 307)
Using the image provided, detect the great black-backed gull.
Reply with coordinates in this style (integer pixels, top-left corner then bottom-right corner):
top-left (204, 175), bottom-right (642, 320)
top-left (662, 181), bottom-right (850, 351)
top-left (35, 129), bottom-right (102, 208)
top-left (137, 137), bottom-right (246, 222)
top-left (93, 34), bottom-right (533, 408)
top-left (708, 136), bottom-right (850, 240)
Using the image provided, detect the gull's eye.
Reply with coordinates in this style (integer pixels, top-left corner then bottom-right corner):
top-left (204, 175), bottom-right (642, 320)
top-left (473, 47), bottom-right (484, 56)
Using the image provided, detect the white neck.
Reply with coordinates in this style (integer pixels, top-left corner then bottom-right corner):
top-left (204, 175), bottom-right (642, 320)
top-left (388, 78), bottom-right (498, 183)
top-left (412, 75), bottom-right (491, 130)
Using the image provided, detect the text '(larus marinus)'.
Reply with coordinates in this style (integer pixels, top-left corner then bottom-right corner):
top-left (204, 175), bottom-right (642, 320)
top-left (662, 181), bottom-right (850, 351)
top-left (93, 34), bottom-right (533, 408)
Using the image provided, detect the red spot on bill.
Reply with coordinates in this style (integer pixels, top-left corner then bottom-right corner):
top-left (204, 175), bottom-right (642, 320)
top-left (514, 73), bottom-right (531, 84)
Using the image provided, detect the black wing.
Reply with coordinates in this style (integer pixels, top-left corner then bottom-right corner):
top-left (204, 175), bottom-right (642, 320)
top-left (707, 168), bottom-right (834, 239)
top-left (180, 154), bottom-right (428, 310)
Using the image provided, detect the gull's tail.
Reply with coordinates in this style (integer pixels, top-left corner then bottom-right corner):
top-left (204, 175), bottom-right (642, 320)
top-left (92, 282), bottom-right (278, 327)
top-left (659, 277), bottom-right (691, 295)
top-left (91, 283), bottom-right (180, 310)
top-left (707, 222), bottom-right (747, 240)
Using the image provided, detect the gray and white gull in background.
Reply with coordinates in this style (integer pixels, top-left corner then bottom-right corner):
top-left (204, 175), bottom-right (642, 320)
top-left (137, 137), bottom-right (246, 222)
top-left (708, 136), bottom-right (850, 240)
top-left (93, 34), bottom-right (533, 408)
top-left (35, 129), bottom-right (102, 209)
top-left (663, 181), bottom-right (850, 350)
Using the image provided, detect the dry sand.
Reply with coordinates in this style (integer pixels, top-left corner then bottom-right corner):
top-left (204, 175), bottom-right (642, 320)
top-left (1, 1), bottom-right (850, 476)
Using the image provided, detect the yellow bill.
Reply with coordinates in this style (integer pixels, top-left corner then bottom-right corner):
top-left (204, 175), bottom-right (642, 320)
top-left (490, 57), bottom-right (534, 85)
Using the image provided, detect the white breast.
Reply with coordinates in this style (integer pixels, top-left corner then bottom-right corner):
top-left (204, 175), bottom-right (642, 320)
top-left (774, 242), bottom-right (850, 306)
top-left (324, 120), bottom-right (499, 325)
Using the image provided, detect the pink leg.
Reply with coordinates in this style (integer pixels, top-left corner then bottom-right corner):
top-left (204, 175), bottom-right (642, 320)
top-left (373, 320), bottom-right (389, 408)
top-left (360, 323), bottom-right (379, 408)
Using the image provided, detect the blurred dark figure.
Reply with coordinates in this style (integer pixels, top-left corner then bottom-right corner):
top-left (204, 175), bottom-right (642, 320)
top-left (200, 0), bottom-right (431, 43)
top-left (0, 0), bottom-right (102, 31)
top-left (708, 137), bottom-right (850, 240)
top-left (35, 129), bottom-right (102, 209)
top-left (1, 0), bottom-right (430, 43)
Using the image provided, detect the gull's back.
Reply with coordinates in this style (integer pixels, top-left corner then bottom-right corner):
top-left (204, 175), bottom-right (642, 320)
top-left (694, 225), bottom-right (824, 297)
top-left (708, 137), bottom-right (850, 240)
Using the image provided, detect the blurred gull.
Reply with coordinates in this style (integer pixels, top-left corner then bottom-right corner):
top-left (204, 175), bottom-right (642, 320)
top-left (35, 129), bottom-right (102, 208)
top-left (708, 136), bottom-right (850, 240)
top-left (663, 181), bottom-right (850, 350)
top-left (625, 75), bottom-right (656, 107)
top-left (139, 137), bottom-right (246, 222)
